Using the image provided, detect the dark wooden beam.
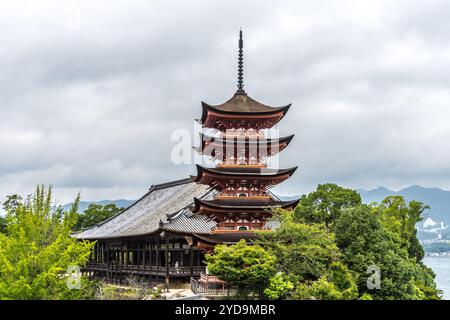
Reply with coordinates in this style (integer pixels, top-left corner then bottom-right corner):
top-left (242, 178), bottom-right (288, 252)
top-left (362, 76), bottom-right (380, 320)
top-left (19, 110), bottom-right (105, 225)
top-left (165, 237), bottom-right (170, 292)
top-left (189, 246), bottom-right (194, 277)
top-left (156, 238), bottom-right (160, 267)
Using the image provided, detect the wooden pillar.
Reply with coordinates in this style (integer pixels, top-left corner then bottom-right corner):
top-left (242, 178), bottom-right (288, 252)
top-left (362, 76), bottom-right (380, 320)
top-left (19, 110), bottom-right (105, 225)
top-left (180, 245), bottom-right (184, 267)
top-left (93, 242), bottom-right (97, 262)
top-left (106, 243), bottom-right (110, 281)
top-left (150, 240), bottom-right (153, 266)
top-left (123, 242), bottom-right (127, 266)
top-left (137, 242), bottom-right (141, 265)
top-left (142, 242), bottom-right (146, 266)
top-left (156, 238), bottom-right (160, 267)
top-left (165, 237), bottom-right (170, 292)
top-left (189, 246), bottom-right (194, 277)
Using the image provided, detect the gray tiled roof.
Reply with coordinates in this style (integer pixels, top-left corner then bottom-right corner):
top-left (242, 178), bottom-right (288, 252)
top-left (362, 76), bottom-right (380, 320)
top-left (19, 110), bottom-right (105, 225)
top-left (75, 178), bottom-right (210, 239)
top-left (162, 211), bottom-right (216, 235)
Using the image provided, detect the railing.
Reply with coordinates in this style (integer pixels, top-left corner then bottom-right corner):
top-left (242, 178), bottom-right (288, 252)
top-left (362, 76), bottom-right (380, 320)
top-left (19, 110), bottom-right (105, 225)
top-left (85, 262), bottom-right (205, 276)
top-left (190, 277), bottom-right (264, 299)
top-left (190, 277), bottom-right (238, 297)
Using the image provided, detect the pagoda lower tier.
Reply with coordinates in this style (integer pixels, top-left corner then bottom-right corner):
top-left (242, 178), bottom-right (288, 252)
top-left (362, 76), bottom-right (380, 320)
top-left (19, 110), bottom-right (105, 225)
top-left (191, 164), bottom-right (298, 192)
top-left (191, 196), bottom-right (300, 231)
top-left (196, 134), bottom-right (295, 163)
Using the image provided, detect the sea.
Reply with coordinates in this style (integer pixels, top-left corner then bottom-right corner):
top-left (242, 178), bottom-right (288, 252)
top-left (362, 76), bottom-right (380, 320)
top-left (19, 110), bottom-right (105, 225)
top-left (423, 256), bottom-right (450, 299)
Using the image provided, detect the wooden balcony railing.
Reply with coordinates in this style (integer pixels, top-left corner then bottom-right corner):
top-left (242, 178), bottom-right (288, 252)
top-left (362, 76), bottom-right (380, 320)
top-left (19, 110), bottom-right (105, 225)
top-left (84, 262), bottom-right (205, 277)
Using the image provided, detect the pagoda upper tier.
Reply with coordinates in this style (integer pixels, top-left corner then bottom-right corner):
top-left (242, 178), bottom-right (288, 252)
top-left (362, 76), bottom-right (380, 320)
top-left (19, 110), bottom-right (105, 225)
top-left (196, 133), bottom-right (295, 163)
top-left (191, 197), bottom-right (300, 219)
top-left (200, 93), bottom-right (291, 131)
top-left (191, 164), bottom-right (298, 192)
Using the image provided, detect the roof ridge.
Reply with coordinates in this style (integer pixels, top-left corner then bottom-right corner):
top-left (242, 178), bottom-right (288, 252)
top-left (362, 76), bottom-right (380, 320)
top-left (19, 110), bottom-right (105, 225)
top-left (150, 177), bottom-right (193, 190)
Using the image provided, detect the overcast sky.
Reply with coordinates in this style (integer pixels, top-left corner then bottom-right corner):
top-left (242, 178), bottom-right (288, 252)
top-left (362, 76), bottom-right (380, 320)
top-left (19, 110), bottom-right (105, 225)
top-left (1, 0), bottom-right (450, 205)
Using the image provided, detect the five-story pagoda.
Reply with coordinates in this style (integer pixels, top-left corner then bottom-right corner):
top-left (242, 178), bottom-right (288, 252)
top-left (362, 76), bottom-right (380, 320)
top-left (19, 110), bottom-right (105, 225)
top-left (192, 30), bottom-right (299, 239)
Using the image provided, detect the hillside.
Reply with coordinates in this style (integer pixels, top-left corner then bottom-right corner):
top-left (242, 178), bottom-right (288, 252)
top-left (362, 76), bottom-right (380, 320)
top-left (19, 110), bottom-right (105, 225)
top-left (358, 185), bottom-right (450, 224)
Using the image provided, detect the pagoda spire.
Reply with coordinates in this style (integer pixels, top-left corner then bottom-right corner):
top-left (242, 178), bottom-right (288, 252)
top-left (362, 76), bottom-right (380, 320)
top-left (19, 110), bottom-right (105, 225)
top-left (236, 29), bottom-right (246, 95)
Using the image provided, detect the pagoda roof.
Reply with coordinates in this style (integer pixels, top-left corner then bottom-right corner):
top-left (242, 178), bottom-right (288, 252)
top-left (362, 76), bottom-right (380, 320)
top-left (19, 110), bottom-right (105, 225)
top-left (196, 133), bottom-right (293, 157)
top-left (194, 164), bottom-right (298, 175)
top-left (200, 94), bottom-right (291, 123)
top-left (192, 197), bottom-right (300, 214)
top-left (198, 133), bottom-right (295, 146)
top-left (192, 164), bottom-right (298, 184)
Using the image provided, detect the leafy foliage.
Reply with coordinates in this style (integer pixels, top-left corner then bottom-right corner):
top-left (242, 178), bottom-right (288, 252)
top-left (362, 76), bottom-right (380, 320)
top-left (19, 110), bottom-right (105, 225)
top-left (205, 239), bottom-right (276, 287)
top-left (75, 203), bottom-right (123, 231)
top-left (260, 211), bottom-right (340, 281)
top-left (0, 185), bottom-right (95, 299)
top-left (264, 272), bottom-right (294, 300)
top-left (293, 276), bottom-right (348, 300)
top-left (292, 262), bottom-right (359, 300)
top-left (334, 205), bottom-right (439, 299)
top-left (294, 183), bottom-right (361, 227)
top-left (260, 212), bottom-right (357, 300)
top-left (2, 194), bottom-right (23, 214)
top-left (376, 196), bottom-right (427, 261)
top-left (0, 216), bottom-right (6, 234)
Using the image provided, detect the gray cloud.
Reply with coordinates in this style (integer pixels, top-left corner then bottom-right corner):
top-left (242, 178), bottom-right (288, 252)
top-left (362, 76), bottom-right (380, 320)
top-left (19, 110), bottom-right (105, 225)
top-left (1, 0), bottom-right (450, 204)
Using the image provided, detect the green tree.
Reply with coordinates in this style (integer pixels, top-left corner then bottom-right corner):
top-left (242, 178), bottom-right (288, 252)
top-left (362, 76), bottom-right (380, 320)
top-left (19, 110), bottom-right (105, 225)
top-left (0, 185), bottom-right (95, 299)
top-left (2, 194), bottom-right (23, 214)
top-left (327, 261), bottom-right (358, 299)
top-left (334, 205), bottom-right (440, 299)
top-left (293, 276), bottom-right (347, 300)
top-left (377, 196), bottom-right (427, 261)
top-left (264, 272), bottom-right (294, 300)
top-left (0, 216), bottom-right (6, 234)
top-left (205, 239), bottom-right (276, 289)
top-left (261, 210), bottom-right (358, 300)
top-left (75, 203), bottom-right (123, 230)
top-left (290, 263), bottom-right (357, 300)
top-left (294, 183), bottom-right (361, 227)
top-left (261, 211), bottom-right (340, 282)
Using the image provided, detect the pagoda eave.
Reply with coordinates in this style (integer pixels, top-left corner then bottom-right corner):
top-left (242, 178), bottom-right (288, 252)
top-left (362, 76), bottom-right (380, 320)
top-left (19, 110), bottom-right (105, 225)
top-left (197, 133), bottom-right (295, 158)
top-left (192, 164), bottom-right (298, 188)
top-left (191, 197), bottom-right (299, 215)
top-left (200, 100), bottom-right (291, 130)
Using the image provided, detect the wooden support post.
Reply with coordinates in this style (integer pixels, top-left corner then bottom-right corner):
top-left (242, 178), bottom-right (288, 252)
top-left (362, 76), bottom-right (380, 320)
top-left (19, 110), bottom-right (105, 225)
top-left (180, 246), bottom-right (184, 267)
top-left (189, 246), bottom-right (194, 277)
top-left (106, 243), bottom-right (110, 281)
top-left (165, 237), bottom-right (170, 292)
top-left (142, 242), bottom-right (146, 266)
top-left (137, 242), bottom-right (141, 266)
top-left (147, 240), bottom-right (153, 266)
top-left (156, 238), bottom-right (160, 267)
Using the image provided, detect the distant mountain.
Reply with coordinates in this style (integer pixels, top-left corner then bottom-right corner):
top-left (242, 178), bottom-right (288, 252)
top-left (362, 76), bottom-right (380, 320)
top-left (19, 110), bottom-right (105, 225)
top-left (358, 185), bottom-right (450, 224)
top-left (62, 199), bottom-right (136, 213)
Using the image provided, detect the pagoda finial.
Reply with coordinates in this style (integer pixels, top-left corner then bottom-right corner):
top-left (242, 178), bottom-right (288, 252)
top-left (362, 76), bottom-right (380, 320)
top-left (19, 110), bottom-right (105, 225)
top-left (236, 28), bottom-right (246, 95)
